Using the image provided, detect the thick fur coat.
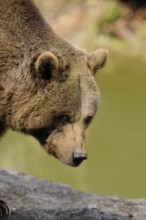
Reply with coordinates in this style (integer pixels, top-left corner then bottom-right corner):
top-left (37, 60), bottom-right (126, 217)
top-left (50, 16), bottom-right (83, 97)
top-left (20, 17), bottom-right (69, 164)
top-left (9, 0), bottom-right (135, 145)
top-left (0, 0), bottom-right (108, 166)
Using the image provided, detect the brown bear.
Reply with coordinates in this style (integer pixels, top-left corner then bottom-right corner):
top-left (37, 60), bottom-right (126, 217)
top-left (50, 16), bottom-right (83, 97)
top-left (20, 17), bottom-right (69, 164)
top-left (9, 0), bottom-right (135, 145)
top-left (0, 0), bottom-right (108, 215)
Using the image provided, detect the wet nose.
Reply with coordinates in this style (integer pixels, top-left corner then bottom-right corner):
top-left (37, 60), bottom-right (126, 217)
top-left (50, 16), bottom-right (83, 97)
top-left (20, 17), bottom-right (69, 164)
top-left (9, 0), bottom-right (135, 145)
top-left (72, 152), bottom-right (87, 167)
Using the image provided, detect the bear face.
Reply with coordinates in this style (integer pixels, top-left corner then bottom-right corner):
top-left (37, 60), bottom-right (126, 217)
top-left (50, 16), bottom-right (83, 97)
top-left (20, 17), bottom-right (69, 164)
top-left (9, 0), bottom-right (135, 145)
top-left (2, 49), bottom-right (107, 167)
top-left (0, 0), bottom-right (108, 167)
top-left (30, 52), bottom-right (100, 167)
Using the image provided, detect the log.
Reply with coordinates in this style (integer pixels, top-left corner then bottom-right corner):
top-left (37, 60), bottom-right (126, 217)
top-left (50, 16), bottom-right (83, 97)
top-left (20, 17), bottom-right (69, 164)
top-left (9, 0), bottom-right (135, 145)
top-left (0, 169), bottom-right (146, 220)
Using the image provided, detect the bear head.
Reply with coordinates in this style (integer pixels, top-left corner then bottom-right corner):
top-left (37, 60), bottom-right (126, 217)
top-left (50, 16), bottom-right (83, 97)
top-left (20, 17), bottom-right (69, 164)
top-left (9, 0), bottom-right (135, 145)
top-left (3, 48), bottom-right (108, 167)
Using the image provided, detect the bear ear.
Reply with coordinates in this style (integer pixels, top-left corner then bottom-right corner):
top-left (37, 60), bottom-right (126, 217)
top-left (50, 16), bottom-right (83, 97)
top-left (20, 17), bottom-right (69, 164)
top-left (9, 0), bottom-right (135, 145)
top-left (87, 48), bottom-right (108, 74)
top-left (35, 51), bottom-right (59, 80)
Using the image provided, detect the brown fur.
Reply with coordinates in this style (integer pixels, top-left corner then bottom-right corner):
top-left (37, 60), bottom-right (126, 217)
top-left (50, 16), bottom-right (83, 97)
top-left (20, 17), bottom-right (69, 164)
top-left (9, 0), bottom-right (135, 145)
top-left (0, 0), bottom-right (108, 166)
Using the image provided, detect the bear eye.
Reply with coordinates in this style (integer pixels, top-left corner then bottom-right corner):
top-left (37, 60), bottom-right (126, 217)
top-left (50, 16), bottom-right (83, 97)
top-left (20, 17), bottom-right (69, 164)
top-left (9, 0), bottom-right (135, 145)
top-left (59, 115), bottom-right (71, 124)
top-left (84, 116), bottom-right (93, 126)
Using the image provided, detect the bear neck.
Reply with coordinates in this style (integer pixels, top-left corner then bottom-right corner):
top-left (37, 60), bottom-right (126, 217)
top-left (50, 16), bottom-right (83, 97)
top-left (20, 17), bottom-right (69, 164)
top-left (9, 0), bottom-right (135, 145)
top-left (0, 0), bottom-right (82, 58)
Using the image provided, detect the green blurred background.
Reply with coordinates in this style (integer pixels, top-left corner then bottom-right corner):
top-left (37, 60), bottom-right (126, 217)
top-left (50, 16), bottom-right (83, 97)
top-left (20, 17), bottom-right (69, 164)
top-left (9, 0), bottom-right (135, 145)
top-left (0, 0), bottom-right (146, 198)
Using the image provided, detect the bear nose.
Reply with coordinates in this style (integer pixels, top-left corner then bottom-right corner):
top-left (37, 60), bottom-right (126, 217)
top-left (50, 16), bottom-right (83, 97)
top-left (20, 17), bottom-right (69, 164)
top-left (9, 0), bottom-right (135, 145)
top-left (72, 152), bottom-right (87, 167)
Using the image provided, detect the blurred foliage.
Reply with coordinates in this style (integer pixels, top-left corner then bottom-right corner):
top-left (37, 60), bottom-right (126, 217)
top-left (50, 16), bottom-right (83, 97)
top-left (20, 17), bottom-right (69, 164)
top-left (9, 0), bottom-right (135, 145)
top-left (98, 1), bottom-right (122, 27)
top-left (95, 0), bottom-right (146, 50)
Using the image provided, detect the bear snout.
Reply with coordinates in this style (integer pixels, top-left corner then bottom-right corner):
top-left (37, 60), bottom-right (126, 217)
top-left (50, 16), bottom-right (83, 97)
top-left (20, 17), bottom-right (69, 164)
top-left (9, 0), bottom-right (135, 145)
top-left (43, 123), bottom-right (87, 167)
top-left (72, 152), bottom-right (87, 167)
